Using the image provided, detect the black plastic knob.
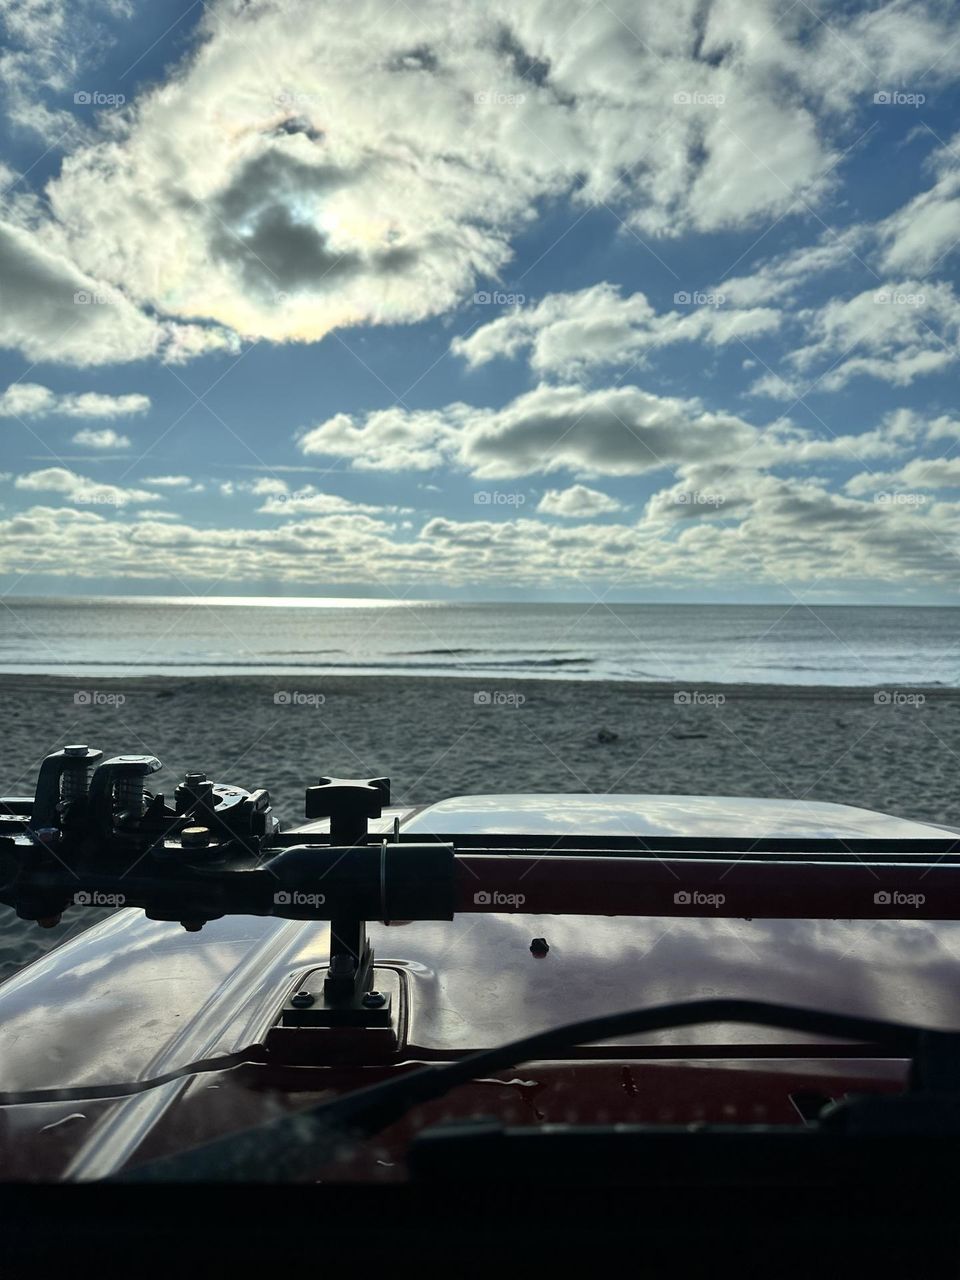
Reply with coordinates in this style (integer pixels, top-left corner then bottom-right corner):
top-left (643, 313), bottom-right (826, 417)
top-left (304, 776), bottom-right (390, 844)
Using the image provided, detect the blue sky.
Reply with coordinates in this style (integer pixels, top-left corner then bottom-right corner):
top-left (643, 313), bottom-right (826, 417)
top-left (2, 0), bottom-right (960, 602)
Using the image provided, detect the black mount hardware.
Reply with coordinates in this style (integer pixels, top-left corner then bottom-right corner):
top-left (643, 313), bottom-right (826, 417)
top-left (1, 752), bottom-right (455, 1037)
top-left (0, 752), bottom-right (453, 982)
top-left (304, 775), bottom-right (389, 1016)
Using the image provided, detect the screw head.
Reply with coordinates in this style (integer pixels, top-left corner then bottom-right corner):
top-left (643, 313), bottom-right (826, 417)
top-left (291, 990), bottom-right (315, 1008)
top-left (181, 825), bottom-right (211, 849)
top-left (362, 990), bottom-right (386, 1008)
top-left (64, 744), bottom-right (88, 757)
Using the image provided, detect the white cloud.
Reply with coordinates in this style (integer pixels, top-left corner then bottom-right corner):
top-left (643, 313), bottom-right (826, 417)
top-left (878, 133), bottom-right (960, 275)
top-left (0, 217), bottom-right (239, 367)
top-left (300, 383), bottom-right (760, 479)
top-left (142, 474), bottom-right (194, 488)
top-left (0, 1), bottom-right (134, 141)
top-left (787, 281), bottom-right (960, 392)
top-left (13, 466), bottom-right (158, 505)
top-left (718, 231), bottom-right (863, 307)
top-left (3, 470), bottom-right (955, 592)
top-left (537, 484), bottom-right (623, 517)
top-left (71, 427), bottom-right (130, 449)
top-left (299, 407), bottom-right (460, 471)
top-left (452, 283), bottom-right (780, 376)
top-left (0, 0), bottom-right (951, 367)
top-left (249, 477), bottom-right (289, 497)
top-left (257, 488), bottom-right (404, 517)
top-left (297, 379), bottom-right (916, 482)
top-left (0, 381), bottom-right (149, 418)
top-left (744, 281), bottom-right (960, 397)
top-left (846, 456), bottom-right (960, 496)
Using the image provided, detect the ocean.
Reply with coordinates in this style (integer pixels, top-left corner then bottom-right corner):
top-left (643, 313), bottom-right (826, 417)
top-left (1, 596), bottom-right (958, 686)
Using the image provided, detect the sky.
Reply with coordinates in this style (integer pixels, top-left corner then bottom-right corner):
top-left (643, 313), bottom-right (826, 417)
top-left (1, 0), bottom-right (960, 603)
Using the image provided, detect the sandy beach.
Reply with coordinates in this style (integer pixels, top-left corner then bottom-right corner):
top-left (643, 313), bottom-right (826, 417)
top-left (2, 673), bottom-right (959, 977)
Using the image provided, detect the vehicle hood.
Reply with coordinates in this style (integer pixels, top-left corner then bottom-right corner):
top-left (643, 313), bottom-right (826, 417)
top-left (0, 792), bottom-right (957, 1177)
top-left (395, 792), bottom-right (959, 839)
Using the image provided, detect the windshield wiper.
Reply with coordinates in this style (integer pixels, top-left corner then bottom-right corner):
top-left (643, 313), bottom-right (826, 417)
top-left (118, 997), bottom-right (950, 1183)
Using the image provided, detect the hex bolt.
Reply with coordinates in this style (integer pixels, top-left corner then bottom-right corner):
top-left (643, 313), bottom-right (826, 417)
top-left (291, 991), bottom-right (315, 1008)
top-left (530, 937), bottom-right (550, 957)
top-left (361, 990), bottom-right (386, 1008)
top-left (184, 772), bottom-right (207, 788)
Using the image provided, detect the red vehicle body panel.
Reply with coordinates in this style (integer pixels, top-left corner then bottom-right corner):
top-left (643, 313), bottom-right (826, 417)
top-left (0, 794), bottom-right (954, 1180)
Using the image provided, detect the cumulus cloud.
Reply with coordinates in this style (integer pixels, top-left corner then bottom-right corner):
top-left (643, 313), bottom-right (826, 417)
top-left (142, 475), bottom-right (194, 488)
top-left (298, 379), bottom-right (918, 482)
top-left (0, 0), bottom-right (134, 140)
top-left (0, 381), bottom-right (149, 418)
top-left (878, 133), bottom-right (960, 275)
top-left (248, 477), bottom-right (289, 497)
top-left (3, 0), bottom-right (960, 600)
top-left (71, 427), bottom-right (129, 449)
top-left (783, 281), bottom-right (960, 392)
top-left (718, 231), bottom-right (863, 307)
top-left (537, 484), bottom-right (623, 517)
top-left (2, 474), bottom-right (958, 592)
top-left (0, 0), bottom-right (953, 366)
top-left (0, 218), bottom-right (240, 366)
top-left (0, 220), bottom-right (161, 365)
top-left (463, 384), bottom-right (760, 479)
top-left (452, 283), bottom-right (780, 376)
top-left (13, 466), bottom-right (158, 506)
top-left (846, 456), bottom-right (960, 497)
top-left (299, 407), bottom-right (461, 471)
top-left (257, 486), bottom-right (408, 517)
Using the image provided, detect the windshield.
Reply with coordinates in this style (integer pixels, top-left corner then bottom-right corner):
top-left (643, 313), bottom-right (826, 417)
top-left (0, 0), bottom-right (959, 1194)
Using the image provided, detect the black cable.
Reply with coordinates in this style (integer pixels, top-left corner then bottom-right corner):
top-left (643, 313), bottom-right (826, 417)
top-left (118, 996), bottom-right (922, 1183)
